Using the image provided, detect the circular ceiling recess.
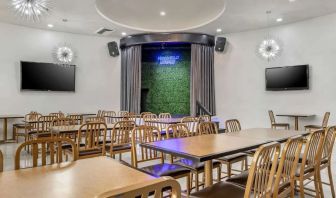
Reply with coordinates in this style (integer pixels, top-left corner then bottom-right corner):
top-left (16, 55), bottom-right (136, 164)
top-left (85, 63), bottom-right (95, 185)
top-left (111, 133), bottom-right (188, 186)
top-left (95, 0), bottom-right (227, 32)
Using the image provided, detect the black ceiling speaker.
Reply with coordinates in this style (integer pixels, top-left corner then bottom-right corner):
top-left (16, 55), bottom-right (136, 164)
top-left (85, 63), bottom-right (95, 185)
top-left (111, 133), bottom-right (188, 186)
top-left (215, 37), bottom-right (226, 52)
top-left (107, 41), bottom-right (120, 57)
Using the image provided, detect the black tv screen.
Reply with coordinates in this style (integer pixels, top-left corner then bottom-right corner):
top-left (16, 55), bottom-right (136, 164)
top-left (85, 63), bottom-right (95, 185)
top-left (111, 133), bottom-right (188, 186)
top-left (21, 61), bottom-right (76, 91)
top-left (266, 65), bottom-right (309, 91)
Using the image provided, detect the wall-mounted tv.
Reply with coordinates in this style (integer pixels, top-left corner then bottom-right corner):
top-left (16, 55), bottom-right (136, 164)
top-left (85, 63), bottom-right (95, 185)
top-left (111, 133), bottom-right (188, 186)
top-left (21, 61), bottom-right (76, 92)
top-left (265, 65), bottom-right (309, 91)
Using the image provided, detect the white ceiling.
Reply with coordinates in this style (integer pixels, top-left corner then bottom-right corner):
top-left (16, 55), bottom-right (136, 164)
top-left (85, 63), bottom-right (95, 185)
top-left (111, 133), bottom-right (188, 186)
top-left (0, 0), bottom-right (336, 37)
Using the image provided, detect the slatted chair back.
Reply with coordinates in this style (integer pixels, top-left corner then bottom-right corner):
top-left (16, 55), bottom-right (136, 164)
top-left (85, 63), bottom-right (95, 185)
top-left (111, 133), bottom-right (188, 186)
top-left (322, 112), bottom-right (331, 128)
top-left (102, 111), bottom-right (117, 124)
top-left (77, 122), bottom-right (107, 156)
top-left (111, 120), bottom-right (135, 147)
top-left (25, 111), bottom-right (41, 121)
top-left (118, 111), bottom-right (129, 117)
top-left (159, 113), bottom-right (171, 119)
top-left (273, 136), bottom-right (303, 197)
top-left (49, 112), bottom-right (65, 118)
top-left (97, 110), bottom-right (104, 118)
top-left (198, 114), bottom-right (211, 122)
top-left (158, 113), bottom-right (171, 132)
top-left (97, 177), bottom-right (181, 198)
top-left (131, 125), bottom-right (162, 168)
top-left (166, 123), bottom-right (190, 139)
top-left (197, 121), bottom-right (218, 135)
top-left (67, 114), bottom-right (83, 125)
top-left (52, 117), bottom-right (75, 126)
top-left (139, 112), bottom-right (152, 125)
top-left (244, 142), bottom-right (281, 198)
top-left (0, 150), bottom-right (3, 172)
top-left (123, 112), bottom-right (138, 122)
top-left (181, 116), bottom-right (199, 134)
top-left (24, 112), bottom-right (42, 132)
top-left (85, 116), bottom-right (105, 123)
top-left (37, 115), bottom-right (58, 133)
top-left (321, 126), bottom-right (336, 164)
top-left (143, 113), bottom-right (158, 127)
top-left (299, 129), bottom-right (325, 175)
top-left (225, 119), bottom-right (241, 132)
top-left (15, 137), bottom-right (77, 170)
top-left (268, 110), bottom-right (276, 124)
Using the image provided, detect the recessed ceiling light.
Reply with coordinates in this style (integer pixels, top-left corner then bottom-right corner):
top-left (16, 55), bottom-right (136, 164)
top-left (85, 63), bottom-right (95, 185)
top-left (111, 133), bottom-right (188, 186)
top-left (289, 0), bottom-right (296, 2)
top-left (216, 28), bottom-right (222, 33)
top-left (121, 32), bottom-right (127, 36)
top-left (47, 24), bottom-right (54, 28)
top-left (160, 11), bottom-right (166, 16)
top-left (276, 18), bottom-right (283, 22)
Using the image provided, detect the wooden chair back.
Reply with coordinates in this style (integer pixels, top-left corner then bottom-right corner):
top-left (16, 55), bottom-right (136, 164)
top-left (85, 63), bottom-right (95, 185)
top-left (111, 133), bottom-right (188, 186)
top-left (225, 119), bottom-right (241, 132)
top-left (15, 137), bottom-right (77, 170)
top-left (24, 112), bottom-right (42, 133)
top-left (244, 142), bottom-right (281, 198)
top-left (197, 121), bottom-right (218, 135)
top-left (198, 115), bottom-right (211, 122)
top-left (77, 122), bottom-right (107, 155)
top-left (118, 111), bottom-right (129, 117)
top-left (67, 114), bottom-right (83, 125)
top-left (181, 116), bottom-right (199, 134)
top-left (321, 126), bottom-right (336, 163)
top-left (111, 120), bottom-right (135, 147)
top-left (131, 125), bottom-right (162, 168)
top-left (143, 113), bottom-right (158, 127)
top-left (322, 112), bottom-right (330, 128)
top-left (85, 116), bottom-right (105, 123)
top-left (52, 117), bottom-right (75, 126)
top-left (102, 111), bottom-right (117, 124)
top-left (25, 111), bottom-right (41, 121)
top-left (0, 150), bottom-right (3, 172)
top-left (49, 112), bottom-right (64, 118)
top-left (123, 112), bottom-right (138, 122)
top-left (268, 110), bottom-right (276, 124)
top-left (97, 177), bottom-right (181, 198)
top-left (97, 110), bottom-right (103, 118)
top-left (166, 123), bottom-right (190, 139)
top-left (299, 129), bottom-right (325, 175)
top-left (159, 113), bottom-right (171, 119)
top-left (37, 115), bottom-right (58, 133)
top-left (273, 136), bottom-right (303, 197)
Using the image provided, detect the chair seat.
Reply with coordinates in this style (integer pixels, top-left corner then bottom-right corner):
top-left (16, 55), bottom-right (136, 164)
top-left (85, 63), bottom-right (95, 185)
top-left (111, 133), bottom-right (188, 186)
top-left (79, 148), bottom-right (102, 157)
top-left (225, 170), bottom-right (249, 187)
top-left (190, 181), bottom-right (245, 198)
top-left (304, 125), bottom-right (323, 129)
top-left (174, 158), bottom-right (221, 171)
top-left (32, 132), bottom-right (52, 138)
top-left (141, 163), bottom-right (191, 178)
top-left (217, 153), bottom-right (247, 162)
top-left (105, 144), bottom-right (131, 152)
top-left (61, 143), bottom-right (85, 149)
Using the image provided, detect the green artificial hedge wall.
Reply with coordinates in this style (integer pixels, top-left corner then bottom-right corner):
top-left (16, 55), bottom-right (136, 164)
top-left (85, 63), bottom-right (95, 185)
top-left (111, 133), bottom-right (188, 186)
top-left (141, 45), bottom-right (191, 115)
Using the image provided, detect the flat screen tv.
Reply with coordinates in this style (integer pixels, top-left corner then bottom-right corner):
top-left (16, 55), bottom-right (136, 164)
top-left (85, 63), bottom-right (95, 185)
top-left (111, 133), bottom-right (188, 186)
top-left (21, 61), bottom-right (76, 92)
top-left (265, 65), bottom-right (309, 91)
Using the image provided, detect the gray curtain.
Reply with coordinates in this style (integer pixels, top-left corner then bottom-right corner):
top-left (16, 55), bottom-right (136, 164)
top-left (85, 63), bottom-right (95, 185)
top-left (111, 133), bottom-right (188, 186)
top-left (190, 44), bottom-right (216, 116)
top-left (120, 45), bottom-right (142, 113)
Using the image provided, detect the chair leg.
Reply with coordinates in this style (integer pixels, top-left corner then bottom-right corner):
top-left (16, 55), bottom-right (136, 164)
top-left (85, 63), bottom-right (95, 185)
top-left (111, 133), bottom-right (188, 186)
top-left (195, 172), bottom-right (199, 191)
top-left (217, 166), bottom-right (221, 182)
top-left (190, 173), bottom-right (193, 191)
top-left (313, 175), bottom-right (321, 198)
top-left (299, 179), bottom-right (305, 198)
top-left (186, 174), bottom-right (191, 195)
top-left (227, 163), bottom-right (232, 178)
top-left (244, 157), bottom-right (248, 170)
top-left (327, 165), bottom-right (336, 198)
top-left (317, 171), bottom-right (324, 198)
top-left (290, 180), bottom-right (295, 198)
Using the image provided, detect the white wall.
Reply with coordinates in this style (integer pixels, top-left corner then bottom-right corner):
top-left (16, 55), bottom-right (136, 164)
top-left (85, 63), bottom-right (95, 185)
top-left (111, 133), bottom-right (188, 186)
top-left (0, 22), bottom-right (121, 125)
top-left (215, 13), bottom-right (336, 130)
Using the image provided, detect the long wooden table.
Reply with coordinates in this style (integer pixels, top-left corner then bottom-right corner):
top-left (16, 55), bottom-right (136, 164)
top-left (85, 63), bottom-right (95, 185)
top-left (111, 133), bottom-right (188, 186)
top-left (141, 128), bottom-right (309, 187)
top-left (0, 114), bottom-right (24, 143)
top-left (0, 157), bottom-right (155, 198)
top-left (277, 114), bottom-right (315, 130)
top-left (50, 124), bottom-right (116, 135)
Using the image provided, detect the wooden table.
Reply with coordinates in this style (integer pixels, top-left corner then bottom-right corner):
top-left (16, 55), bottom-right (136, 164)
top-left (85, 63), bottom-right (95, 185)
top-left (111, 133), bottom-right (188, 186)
top-left (277, 114), bottom-right (315, 130)
top-left (141, 128), bottom-right (309, 187)
top-left (67, 113), bottom-right (96, 116)
top-left (0, 114), bottom-right (24, 143)
top-left (0, 157), bottom-right (155, 198)
top-left (146, 118), bottom-right (183, 124)
top-left (50, 124), bottom-right (116, 135)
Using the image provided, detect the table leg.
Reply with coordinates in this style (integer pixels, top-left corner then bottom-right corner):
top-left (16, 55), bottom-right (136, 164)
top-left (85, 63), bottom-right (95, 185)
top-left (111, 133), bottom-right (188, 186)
top-left (294, 117), bottom-right (299, 130)
top-left (204, 160), bottom-right (213, 187)
top-left (2, 118), bottom-right (8, 142)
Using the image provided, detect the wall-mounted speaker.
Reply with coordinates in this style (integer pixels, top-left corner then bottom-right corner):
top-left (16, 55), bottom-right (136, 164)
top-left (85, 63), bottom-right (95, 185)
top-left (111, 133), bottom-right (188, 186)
top-left (107, 41), bottom-right (120, 57)
top-left (215, 37), bottom-right (226, 52)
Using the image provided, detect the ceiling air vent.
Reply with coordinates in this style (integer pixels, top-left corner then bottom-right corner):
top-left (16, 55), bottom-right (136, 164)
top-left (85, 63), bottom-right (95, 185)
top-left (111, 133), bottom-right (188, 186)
top-left (95, 28), bottom-right (114, 36)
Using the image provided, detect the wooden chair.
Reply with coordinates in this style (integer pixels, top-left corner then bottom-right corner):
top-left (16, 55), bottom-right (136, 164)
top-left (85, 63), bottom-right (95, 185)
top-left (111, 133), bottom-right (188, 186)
top-left (85, 116), bottom-right (105, 123)
top-left (106, 120), bottom-right (135, 160)
top-left (131, 125), bottom-right (191, 194)
top-left (197, 121), bottom-right (218, 135)
top-left (190, 142), bottom-right (281, 198)
top-left (118, 111), bottom-right (129, 117)
top-left (293, 129), bottom-right (325, 197)
top-left (29, 115), bottom-right (58, 139)
top-left (181, 116), bottom-right (199, 135)
top-left (52, 117), bottom-right (75, 126)
top-left (15, 137), bottom-right (77, 169)
top-left (0, 150), bottom-right (3, 172)
top-left (67, 114), bottom-right (83, 125)
top-left (74, 122), bottom-right (107, 159)
top-left (97, 177), bottom-right (182, 198)
top-left (143, 113), bottom-right (159, 128)
top-left (315, 126), bottom-right (336, 197)
top-left (305, 112), bottom-right (330, 131)
top-left (269, 110), bottom-right (290, 129)
top-left (158, 113), bottom-right (171, 132)
top-left (49, 112), bottom-right (65, 118)
top-left (225, 119), bottom-right (241, 132)
top-left (140, 112), bottom-right (152, 125)
top-left (102, 111), bottom-right (117, 124)
top-left (198, 115), bottom-right (211, 122)
top-left (97, 110), bottom-right (104, 118)
top-left (14, 112), bottom-right (41, 143)
top-left (272, 136), bottom-right (304, 198)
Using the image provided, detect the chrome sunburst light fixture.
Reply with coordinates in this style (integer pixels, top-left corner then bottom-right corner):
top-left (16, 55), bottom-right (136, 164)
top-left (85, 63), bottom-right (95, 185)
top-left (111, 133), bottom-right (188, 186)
top-left (52, 43), bottom-right (76, 65)
top-left (257, 36), bottom-right (282, 62)
top-left (11, 0), bottom-right (51, 21)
